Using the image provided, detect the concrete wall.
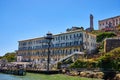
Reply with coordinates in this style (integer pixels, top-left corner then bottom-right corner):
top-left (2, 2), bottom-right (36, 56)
top-left (104, 38), bottom-right (120, 53)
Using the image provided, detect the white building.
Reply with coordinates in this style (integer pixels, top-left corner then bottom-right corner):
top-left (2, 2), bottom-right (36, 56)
top-left (17, 28), bottom-right (96, 65)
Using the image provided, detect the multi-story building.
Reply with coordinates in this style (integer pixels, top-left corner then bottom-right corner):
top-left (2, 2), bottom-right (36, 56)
top-left (99, 15), bottom-right (120, 30)
top-left (17, 28), bottom-right (96, 65)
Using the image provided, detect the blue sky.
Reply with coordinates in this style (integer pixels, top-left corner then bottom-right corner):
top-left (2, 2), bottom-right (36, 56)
top-left (0, 0), bottom-right (120, 56)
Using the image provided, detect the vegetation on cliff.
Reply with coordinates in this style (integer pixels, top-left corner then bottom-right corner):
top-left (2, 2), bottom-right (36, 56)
top-left (70, 47), bottom-right (120, 71)
top-left (96, 32), bottom-right (116, 42)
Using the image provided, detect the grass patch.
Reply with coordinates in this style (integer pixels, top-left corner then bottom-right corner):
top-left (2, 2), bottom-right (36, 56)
top-left (21, 73), bottom-right (102, 80)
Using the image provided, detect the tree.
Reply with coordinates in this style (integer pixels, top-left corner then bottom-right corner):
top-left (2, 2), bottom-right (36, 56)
top-left (98, 47), bottom-right (120, 71)
top-left (70, 59), bottom-right (98, 69)
top-left (2, 52), bottom-right (16, 62)
top-left (0, 56), bottom-right (2, 59)
top-left (97, 32), bottom-right (116, 42)
top-left (116, 24), bottom-right (120, 31)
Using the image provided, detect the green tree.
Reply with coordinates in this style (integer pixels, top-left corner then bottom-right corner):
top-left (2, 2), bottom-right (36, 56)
top-left (97, 32), bottom-right (116, 42)
top-left (98, 47), bottom-right (120, 71)
top-left (0, 56), bottom-right (2, 59)
top-left (116, 24), bottom-right (120, 31)
top-left (70, 59), bottom-right (98, 69)
top-left (2, 52), bottom-right (16, 62)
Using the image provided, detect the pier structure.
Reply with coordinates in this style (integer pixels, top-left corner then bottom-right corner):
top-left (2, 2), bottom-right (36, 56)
top-left (0, 62), bottom-right (26, 76)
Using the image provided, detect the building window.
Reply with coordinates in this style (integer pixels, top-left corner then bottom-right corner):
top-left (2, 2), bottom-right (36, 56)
top-left (91, 43), bottom-right (92, 46)
top-left (66, 50), bottom-right (67, 54)
top-left (80, 41), bottom-right (82, 45)
top-left (113, 20), bottom-right (115, 25)
top-left (66, 36), bottom-right (68, 40)
top-left (70, 49), bottom-right (72, 54)
top-left (70, 42), bottom-right (72, 46)
top-left (63, 36), bottom-right (65, 40)
top-left (106, 21), bottom-right (108, 24)
top-left (58, 37), bottom-right (60, 41)
top-left (56, 37), bottom-right (58, 41)
top-left (103, 23), bottom-right (104, 25)
top-left (63, 50), bottom-right (64, 54)
top-left (77, 34), bottom-right (79, 37)
top-left (74, 34), bottom-right (76, 38)
top-left (116, 19), bottom-right (118, 25)
top-left (79, 33), bottom-right (82, 37)
top-left (28, 41), bottom-right (32, 45)
top-left (23, 42), bottom-right (27, 46)
top-left (119, 18), bottom-right (120, 24)
top-left (69, 35), bottom-right (72, 39)
top-left (74, 49), bottom-right (76, 52)
top-left (60, 36), bottom-right (62, 40)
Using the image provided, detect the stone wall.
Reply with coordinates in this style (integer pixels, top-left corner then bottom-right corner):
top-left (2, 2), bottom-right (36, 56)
top-left (104, 38), bottom-right (120, 52)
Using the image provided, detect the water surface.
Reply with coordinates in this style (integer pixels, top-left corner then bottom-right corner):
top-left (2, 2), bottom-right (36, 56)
top-left (0, 73), bottom-right (101, 80)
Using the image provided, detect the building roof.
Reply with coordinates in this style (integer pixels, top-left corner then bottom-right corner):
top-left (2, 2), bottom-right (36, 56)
top-left (104, 37), bottom-right (120, 41)
top-left (99, 15), bottom-right (120, 22)
top-left (18, 29), bottom-right (96, 42)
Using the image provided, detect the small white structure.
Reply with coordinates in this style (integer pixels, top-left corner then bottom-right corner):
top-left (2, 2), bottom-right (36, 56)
top-left (17, 56), bottom-right (22, 62)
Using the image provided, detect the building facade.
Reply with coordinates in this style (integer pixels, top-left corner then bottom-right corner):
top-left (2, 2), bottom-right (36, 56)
top-left (104, 37), bottom-right (120, 53)
top-left (17, 29), bottom-right (96, 65)
top-left (99, 15), bottom-right (120, 30)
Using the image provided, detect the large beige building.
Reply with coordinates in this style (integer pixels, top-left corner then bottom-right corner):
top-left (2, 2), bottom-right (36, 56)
top-left (99, 15), bottom-right (120, 30)
top-left (17, 28), bottom-right (96, 66)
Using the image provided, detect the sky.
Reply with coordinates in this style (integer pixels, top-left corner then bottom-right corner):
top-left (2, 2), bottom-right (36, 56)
top-left (0, 0), bottom-right (120, 56)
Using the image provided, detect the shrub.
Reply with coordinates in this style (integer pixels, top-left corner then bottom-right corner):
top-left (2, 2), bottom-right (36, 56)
top-left (95, 72), bottom-right (104, 79)
top-left (97, 32), bottom-right (116, 42)
top-left (98, 47), bottom-right (120, 70)
top-left (70, 59), bottom-right (98, 69)
top-left (80, 71), bottom-right (104, 79)
top-left (57, 62), bottom-right (62, 69)
top-left (114, 74), bottom-right (120, 80)
top-left (70, 71), bottom-right (79, 76)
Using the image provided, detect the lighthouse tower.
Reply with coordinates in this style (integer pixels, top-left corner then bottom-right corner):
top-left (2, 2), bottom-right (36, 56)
top-left (90, 14), bottom-right (94, 30)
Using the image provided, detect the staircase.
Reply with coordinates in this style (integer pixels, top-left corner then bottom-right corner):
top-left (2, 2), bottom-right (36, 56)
top-left (53, 52), bottom-right (85, 64)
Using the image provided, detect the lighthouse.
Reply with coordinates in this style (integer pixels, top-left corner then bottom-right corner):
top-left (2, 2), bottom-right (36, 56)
top-left (90, 14), bottom-right (94, 30)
